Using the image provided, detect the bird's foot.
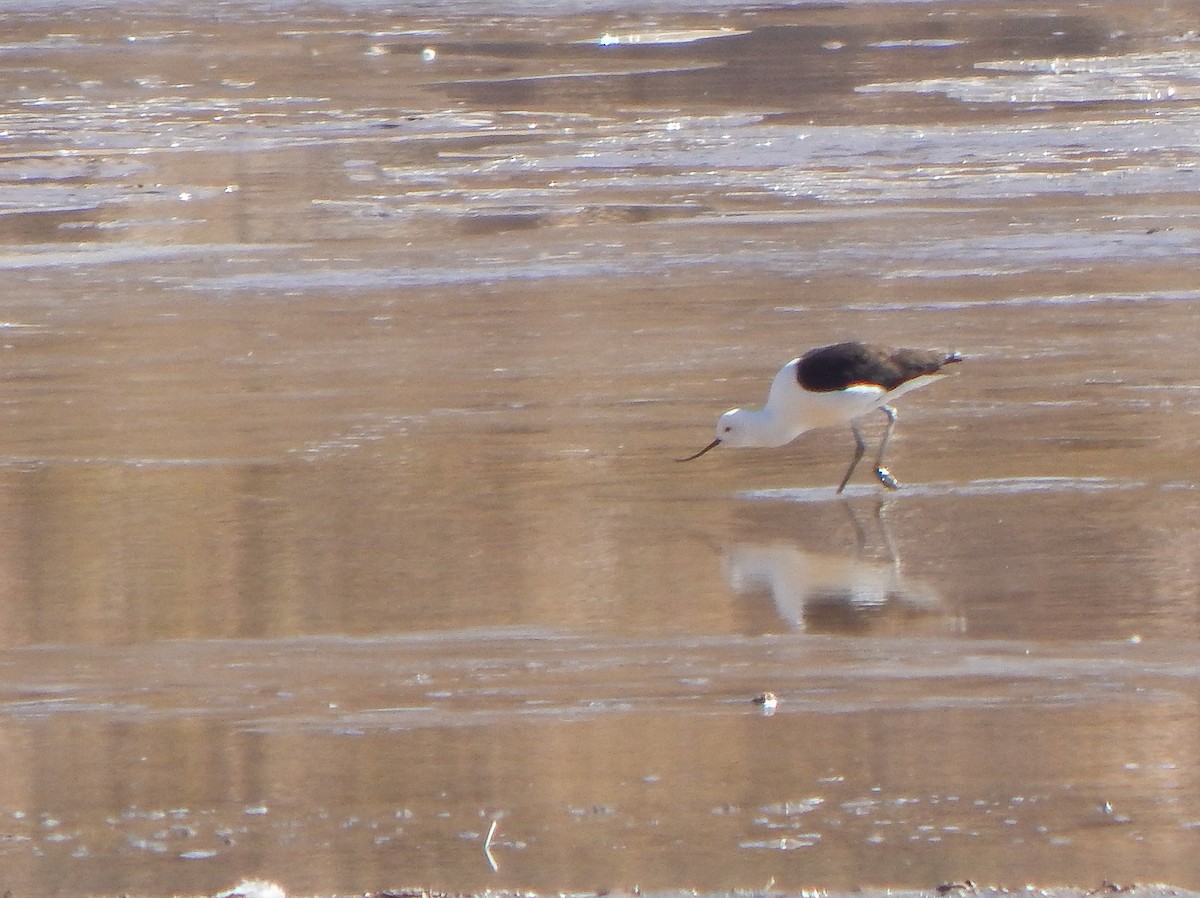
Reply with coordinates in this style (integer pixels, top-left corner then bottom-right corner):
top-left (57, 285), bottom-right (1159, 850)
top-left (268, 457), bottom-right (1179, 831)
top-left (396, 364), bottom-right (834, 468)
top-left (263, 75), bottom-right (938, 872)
top-left (875, 467), bottom-right (900, 490)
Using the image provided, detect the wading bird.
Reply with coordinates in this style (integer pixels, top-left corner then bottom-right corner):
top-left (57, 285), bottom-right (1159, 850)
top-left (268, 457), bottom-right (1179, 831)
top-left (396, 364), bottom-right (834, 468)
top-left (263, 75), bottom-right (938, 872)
top-left (679, 341), bottom-right (962, 493)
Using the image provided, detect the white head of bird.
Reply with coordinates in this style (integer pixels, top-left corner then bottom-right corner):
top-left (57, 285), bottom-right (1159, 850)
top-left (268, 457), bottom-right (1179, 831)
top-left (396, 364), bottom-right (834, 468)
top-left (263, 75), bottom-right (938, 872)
top-left (702, 402), bottom-right (801, 454)
top-left (716, 407), bottom-right (770, 447)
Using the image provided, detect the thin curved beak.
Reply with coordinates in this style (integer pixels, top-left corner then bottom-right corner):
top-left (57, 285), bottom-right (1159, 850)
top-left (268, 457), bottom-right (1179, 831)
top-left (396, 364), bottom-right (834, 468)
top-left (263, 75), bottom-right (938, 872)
top-left (677, 438), bottom-right (721, 462)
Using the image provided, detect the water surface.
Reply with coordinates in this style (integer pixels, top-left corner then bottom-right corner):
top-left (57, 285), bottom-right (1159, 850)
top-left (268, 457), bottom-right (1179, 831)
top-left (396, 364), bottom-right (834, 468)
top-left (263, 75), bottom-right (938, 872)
top-left (1, 0), bottom-right (1199, 895)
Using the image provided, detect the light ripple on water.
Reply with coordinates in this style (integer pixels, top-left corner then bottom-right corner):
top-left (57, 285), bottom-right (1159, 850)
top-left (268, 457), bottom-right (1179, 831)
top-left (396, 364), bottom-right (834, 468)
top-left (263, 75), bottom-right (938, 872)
top-left (742, 476), bottom-right (1146, 504)
top-left (859, 49), bottom-right (1200, 105)
top-left (788, 288), bottom-right (1200, 314)
top-left (858, 73), bottom-right (1191, 104)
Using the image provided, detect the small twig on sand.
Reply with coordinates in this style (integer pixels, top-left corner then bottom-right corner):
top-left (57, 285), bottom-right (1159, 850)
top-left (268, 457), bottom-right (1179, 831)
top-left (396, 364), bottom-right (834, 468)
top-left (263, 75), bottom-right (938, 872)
top-left (483, 819), bottom-right (499, 872)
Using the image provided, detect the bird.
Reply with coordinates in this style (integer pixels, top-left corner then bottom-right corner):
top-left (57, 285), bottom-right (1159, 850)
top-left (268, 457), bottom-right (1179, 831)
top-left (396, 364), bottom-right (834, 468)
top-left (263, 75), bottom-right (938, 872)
top-left (751, 691), bottom-right (779, 713)
top-left (678, 341), bottom-right (962, 493)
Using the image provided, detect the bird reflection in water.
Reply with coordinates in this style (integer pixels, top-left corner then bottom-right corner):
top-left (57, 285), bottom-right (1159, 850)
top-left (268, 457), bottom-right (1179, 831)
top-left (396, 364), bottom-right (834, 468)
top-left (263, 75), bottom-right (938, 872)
top-left (723, 499), bottom-right (962, 636)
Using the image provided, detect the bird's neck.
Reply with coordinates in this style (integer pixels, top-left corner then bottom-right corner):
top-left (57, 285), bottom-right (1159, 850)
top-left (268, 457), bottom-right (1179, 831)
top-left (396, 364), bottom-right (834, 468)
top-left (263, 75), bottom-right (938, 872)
top-left (740, 406), bottom-right (804, 448)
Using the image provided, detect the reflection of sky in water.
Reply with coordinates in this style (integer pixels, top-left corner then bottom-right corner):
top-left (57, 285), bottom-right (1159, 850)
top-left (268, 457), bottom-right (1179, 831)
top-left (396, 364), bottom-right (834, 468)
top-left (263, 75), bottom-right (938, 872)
top-left (172, 225), bottom-right (1200, 291)
top-left (862, 50), bottom-right (1200, 104)
top-left (516, 115), bottom-right (1200, 201)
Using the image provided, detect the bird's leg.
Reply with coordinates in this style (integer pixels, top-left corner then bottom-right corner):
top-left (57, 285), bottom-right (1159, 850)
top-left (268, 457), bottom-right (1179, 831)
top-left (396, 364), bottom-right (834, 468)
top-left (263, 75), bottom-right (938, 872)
top-left (836, 423), bottom-right (867, 494)
top-left (874, 404), bottom-right (900, 490)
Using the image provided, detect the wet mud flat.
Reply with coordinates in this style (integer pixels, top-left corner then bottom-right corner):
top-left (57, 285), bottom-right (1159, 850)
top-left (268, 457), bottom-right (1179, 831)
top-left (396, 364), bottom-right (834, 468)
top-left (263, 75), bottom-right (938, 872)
top-left (298, 889), bottom-right (1200, 898)
top-left (214, 888), bottom-right (1200, 898)
top-left (1, 0), bottom-right (1200, 896)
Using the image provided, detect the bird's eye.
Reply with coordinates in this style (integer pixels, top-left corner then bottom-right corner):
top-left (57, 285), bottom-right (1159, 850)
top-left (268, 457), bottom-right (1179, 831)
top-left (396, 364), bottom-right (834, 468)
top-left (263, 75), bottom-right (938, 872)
top-left (723, 425), bottom-right (732, 433)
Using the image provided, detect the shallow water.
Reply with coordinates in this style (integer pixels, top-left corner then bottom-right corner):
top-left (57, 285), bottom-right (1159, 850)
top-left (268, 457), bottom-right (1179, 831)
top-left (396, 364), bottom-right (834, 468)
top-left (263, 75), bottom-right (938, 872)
top-left (1, 0), bottom-right (1200, 895)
